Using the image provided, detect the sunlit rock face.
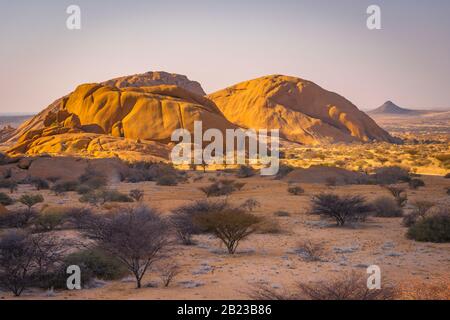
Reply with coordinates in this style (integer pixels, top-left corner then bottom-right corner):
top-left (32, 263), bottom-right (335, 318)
top-left (6, 83), bottom-right (235, 158)
top-left (208, 75), bottom-right (398, 145)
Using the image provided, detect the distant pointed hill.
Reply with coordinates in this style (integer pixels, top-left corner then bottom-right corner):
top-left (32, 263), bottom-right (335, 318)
top-left (368, 101), bottom-right (426, 115)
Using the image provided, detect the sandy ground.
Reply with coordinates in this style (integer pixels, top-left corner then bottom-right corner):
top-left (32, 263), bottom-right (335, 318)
top-left (1, 172), bottom-right (449, 300)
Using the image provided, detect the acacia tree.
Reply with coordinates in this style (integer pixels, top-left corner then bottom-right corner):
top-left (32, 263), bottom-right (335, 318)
top-left (194, 209), bottom-right (261, 254)
top-left (18, 194), bottom-right (44, 211)
top-left (0, 231), bottom-right (64, 296)
top-left (310, 194), bottom-right (372, 226)
top-left (82, 206), bottom-right (169, 288)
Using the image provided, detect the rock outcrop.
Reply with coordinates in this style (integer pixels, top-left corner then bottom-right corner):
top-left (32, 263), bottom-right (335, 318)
top-left (6, 82), bottom-right (235, 160)
top-left (208, 75), bottom-right (398, 145)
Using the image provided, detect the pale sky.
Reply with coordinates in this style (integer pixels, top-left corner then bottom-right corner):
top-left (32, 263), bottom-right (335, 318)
top-left (1, 0), bottom-right (450, 114)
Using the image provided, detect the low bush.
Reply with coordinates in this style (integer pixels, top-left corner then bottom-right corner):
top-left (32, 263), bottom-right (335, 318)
top-left (256, 219), bottom-right (283, 234)
top-left (18, 194), bottom-right (44, 210)
top-left (194, 209), bottom-right (261, 254)
top-left (310, 194), bottom-right (371, 226)
top-left (403, 200), bottom-right (434, 227)
top-left (371, 196), bottom-right (403, 217)
top-left (21, 177), bottom-right (50, 190)
top-left (295, 240), bottom-right (325, 262)
top-left (79, 167), bottom-right (108, 189)
top-left (33, 210), bottom-right (68, 232)
top-left (156, 174), bottom-right (178, 186)
top-left (444, 173), bottom-right (450, 179)
top-left (385, 186), bottom-right (408, 207)
top-left (129, 189), bottom-right (144, 202)
top-left (409, 178), bottom-right (425, 189)
top-left (0, 209), bottom-right (38, 228)
top-left (288, 185), bottom-right (304, 196)
top-left (407, 208), bottom-right (450, 243)
top-left (237, 165), bottom-right (255, 178)
top-left (374, 166), bottom-right (410, 185)
top-left (241, 198), bottom-right (260, 212)
top-left (171, 200), bottom-right (230, 245)
top-left (0, 192), bottom-right (13, 206)
top-left (51, 180), bottom-right (80, 195)
top-left (79, 189), bottom-right (133, 206)
top-left (273, 211), bottom-right (290, 217)
top-left (62, 248), bottom-right (128, 282)
top-left (0, 179), bottom-right (18, 193)
top-left (199, 179), bottom-right (245, 197)
top-left (0, 231), bottom-right (64, 296)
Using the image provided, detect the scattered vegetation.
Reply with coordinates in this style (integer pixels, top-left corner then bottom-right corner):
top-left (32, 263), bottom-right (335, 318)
top-left (287, 185), bottom-right (304, 196)
top-left (0, 192), bottom-right (13, 206)
top-left (310, 194), bottom-right (371, 226)
top-left (194, 208), bottom-right (261, 254)
top-left (51, 180), bottom-right (80, 195)
top-left (62, 248), bottom-right (128, 284)
top-left (241, 198), bottom-right (261, 212)
top-left (79, 189), bottom-right (133, 206)
top-left (170, 200), bottom-right (229, 245)
top-left (18, 194), bottom-right (44, 211)
top-left (403, 200), bottom-right (434, 227)
top-left (273, 210), bottom-right (290, 217)
top-left (295, 240), bottom-right (325, 262)
top-left (374, 166), bottom-right (410, 185)
top-left (200, 179), bottom-right (245, 197)
top-left (372, 196), bottom-right (403, 217)
top-left (0, 231), bottom-right (65, 296)
top-left (0, 209), bottom-right (38, 228)
top-left (158, 261), bottom-right (180, 288)
top-left (81, 206), bottom-right (170, 288)
top-left (129, 189), bottom-right (144, 202)
top-left (407, 207), bottom-right (450, 243)
top-left (409, 178), bottom-right (425, 189)
top-left (0, 179), bottom-right (18, 193)
top-left (237, 165), bottom-right (255, 178)
top-left (250, 272), bottom-right (396, 300)
top-left (385, 186), bottom-right (408, 207)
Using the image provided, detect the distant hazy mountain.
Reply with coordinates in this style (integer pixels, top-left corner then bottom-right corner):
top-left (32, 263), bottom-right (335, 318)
top-left (368, 101), bottom-right (424, 115)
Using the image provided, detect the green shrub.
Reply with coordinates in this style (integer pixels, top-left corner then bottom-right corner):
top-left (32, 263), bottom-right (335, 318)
top-left (34, 211), bottom-right (67, 232)
top-left (194, 209), bottom-right (261, 254)
top-left (372, 196), bottom-right (403, 217)
top-left (64, 248), bottom-right (128, 281)
top-left (407, 209), bottom-right (450, 243)
top-left (18, 194), bottom-right (44, 210)
top-left (171, 200), bottom-right (230, 245)
top-left (288, 185), bottom-right (304, 196)
top-left (0, 192), bottom-right (13, 206)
